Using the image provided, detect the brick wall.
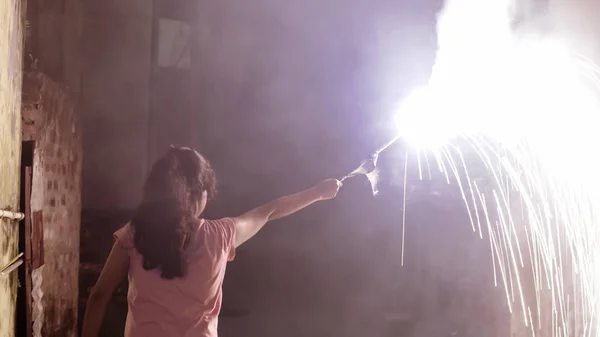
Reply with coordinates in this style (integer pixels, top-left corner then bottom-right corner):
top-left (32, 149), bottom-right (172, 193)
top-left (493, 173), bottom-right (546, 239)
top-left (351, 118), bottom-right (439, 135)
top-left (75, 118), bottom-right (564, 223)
top-left (0, 0), bottom-right (23, 336)
top-left (23, 72), bottom-right (82, 337)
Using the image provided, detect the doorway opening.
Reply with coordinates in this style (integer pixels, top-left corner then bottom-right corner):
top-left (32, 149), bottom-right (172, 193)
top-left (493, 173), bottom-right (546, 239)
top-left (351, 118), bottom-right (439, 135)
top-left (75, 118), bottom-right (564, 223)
top-left (16, 140), bottom-right (34, 337)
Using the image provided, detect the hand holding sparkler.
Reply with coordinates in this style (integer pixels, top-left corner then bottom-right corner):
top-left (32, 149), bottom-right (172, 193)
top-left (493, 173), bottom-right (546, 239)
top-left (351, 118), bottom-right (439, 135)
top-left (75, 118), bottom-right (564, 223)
top-left (313, 178), bottom-right (343, 200)
top-left (339, 135), bottom-right (400, 194)
top-left (340, 154), bottom-right (378, 182)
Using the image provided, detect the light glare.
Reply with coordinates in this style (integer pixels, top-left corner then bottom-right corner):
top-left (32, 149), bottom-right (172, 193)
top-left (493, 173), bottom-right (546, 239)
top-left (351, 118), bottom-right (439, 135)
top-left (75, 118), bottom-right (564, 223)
top-left (389, 0), bottom-right (600, 334)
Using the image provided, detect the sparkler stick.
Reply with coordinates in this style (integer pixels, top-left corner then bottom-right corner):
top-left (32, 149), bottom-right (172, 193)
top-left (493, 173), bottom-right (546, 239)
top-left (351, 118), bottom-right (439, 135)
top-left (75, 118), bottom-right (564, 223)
top-left (340, 135), bottom-right (400, 182)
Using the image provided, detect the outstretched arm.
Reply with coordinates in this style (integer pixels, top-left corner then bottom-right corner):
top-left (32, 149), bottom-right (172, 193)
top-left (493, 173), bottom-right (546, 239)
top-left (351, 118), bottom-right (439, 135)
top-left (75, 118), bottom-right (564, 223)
top-left (233, 178), bottom-right (342, 247)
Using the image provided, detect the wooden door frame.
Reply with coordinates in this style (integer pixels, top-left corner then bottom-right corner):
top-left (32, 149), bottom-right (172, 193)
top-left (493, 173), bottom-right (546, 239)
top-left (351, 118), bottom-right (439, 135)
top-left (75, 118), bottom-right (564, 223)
top-left (18, 140), bottom-right (35, 337)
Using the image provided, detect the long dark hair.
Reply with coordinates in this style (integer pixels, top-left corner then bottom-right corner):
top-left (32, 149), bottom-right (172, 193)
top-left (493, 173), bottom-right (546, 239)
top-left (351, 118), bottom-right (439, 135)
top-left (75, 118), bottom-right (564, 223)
top-left (131, 146), bottom-right (217, 279)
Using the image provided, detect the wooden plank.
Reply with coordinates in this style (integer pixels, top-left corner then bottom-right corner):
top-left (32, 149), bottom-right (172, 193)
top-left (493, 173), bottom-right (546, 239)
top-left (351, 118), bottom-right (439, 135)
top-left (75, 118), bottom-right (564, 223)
top-left (31, 210), bottom-right (44, 269)
top-left (24, 165), bottom-right (32, 337)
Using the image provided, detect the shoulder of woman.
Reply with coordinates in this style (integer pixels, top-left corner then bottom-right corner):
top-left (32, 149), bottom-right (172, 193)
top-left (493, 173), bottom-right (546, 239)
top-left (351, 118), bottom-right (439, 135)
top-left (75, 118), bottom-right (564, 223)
top-left (114, 223), bottom-right (135, 249)
top-left (201, 218), bottom-right (235, 230)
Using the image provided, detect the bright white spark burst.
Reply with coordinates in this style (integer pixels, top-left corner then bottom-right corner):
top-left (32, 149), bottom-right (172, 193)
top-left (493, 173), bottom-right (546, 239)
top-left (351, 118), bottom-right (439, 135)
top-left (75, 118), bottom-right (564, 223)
top-left (391, 0), bottom-right (600, 336)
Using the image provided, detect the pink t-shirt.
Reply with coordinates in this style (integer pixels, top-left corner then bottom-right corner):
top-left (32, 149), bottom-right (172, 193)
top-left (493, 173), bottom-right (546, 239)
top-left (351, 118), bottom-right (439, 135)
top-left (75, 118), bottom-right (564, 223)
top-left (114, 218), bottom-right (236, 337)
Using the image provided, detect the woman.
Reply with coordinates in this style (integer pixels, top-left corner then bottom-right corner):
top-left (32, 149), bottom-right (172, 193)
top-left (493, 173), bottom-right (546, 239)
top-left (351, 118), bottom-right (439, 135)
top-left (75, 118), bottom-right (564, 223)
top-left (81, 146), bottom-right (342, 337)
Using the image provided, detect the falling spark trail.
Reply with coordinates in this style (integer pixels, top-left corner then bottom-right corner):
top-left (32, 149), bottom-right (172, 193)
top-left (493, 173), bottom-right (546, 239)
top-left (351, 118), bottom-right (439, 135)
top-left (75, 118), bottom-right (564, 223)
top-left (379, 0), bottom-right (600, 333)
top-left (401, 153), bottom-right (408, 267)
top-left (335, 0), bottom-right (600, 334)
